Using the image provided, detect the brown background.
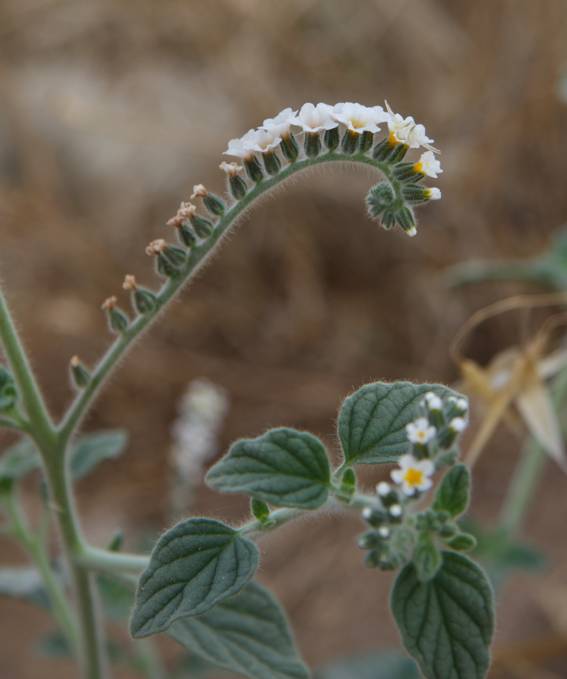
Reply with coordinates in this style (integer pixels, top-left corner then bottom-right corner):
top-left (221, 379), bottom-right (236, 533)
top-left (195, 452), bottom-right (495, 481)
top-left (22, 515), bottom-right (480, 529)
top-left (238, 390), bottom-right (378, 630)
top-left (1, 1), bottom-right (567, 677)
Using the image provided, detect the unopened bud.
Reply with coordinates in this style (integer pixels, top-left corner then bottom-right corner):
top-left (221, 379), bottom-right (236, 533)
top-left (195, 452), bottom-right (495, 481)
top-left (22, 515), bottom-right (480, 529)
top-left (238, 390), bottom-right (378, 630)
top-left (101, 297), bottom-right (129, 334)
top-left (0, 365), bottom-right (18, 412)
top-left (304, 132), bottom-right (321, 158)
top-left (133, 287), bottom-right (158, 315)
top-left (219, 160), bottom-right (247, 200)
top-left (262, 150), bottom-right (281, 176)
top-left (69, 355), bottom-right (90, 389)
top-left (359, 130), bottom-right (374, 153)
top-left (395, 206), bottom-right (416, 235)
top-left (280, 133), bottom-right (299, 162)
top-left (244, 156), bottom-right (264, 183)
top-left (366, 182), bottom-right (396, 221)
top-left (324, 127), bottom-right (339, 151)
top-left (250, 498), bottom-right (270, 524)
top-left (341, 130), bottom-right (359, 155)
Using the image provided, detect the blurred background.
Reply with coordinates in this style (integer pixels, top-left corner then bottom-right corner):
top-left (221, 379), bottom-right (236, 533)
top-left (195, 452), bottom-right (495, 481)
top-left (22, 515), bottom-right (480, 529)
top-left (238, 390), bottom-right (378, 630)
top-left (1, 0), bottom-right (567, 677)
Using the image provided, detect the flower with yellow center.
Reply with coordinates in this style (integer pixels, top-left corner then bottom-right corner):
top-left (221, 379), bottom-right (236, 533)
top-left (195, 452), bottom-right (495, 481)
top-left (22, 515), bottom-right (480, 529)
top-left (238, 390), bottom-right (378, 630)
top-left (391, 454), bottom-right (435, 496)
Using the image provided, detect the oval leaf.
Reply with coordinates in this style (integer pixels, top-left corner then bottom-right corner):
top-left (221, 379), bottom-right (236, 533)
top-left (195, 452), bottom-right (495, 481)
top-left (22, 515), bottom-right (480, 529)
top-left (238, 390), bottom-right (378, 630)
top-left (338, 382), bottom-right (459, 465)
top-left (0, 440), bottom-right (39, 482)
top-left (130, 518), bottom-right (259, 638)
top-left (206, 428), bottom-right (331, 509)
top-left (70, 429), bottom-right (128, 480)
top-left (433, 464), bottom-right (471, 518)
top-left (169, 581), bottom-right (310, 679)
top-left (391, 551), bottom-right (494, 679)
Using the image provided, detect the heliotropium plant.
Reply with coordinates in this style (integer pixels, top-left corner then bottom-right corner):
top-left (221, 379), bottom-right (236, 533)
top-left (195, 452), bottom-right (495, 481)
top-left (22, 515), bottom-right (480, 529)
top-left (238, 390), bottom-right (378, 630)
top-left (0, 101), bottom-right (494, 679)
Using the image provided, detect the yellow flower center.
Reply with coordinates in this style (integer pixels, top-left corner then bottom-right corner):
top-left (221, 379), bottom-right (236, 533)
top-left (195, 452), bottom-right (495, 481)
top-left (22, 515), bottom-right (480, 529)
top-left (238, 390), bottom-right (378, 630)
top-left (388, 131), bottom-right (399, 146)
top-left (413, 161), bottom-right (423, 174)
top-left (351, 117), bottom-right (365, 129)
top-left (404, 467), bottom-right (424, 487)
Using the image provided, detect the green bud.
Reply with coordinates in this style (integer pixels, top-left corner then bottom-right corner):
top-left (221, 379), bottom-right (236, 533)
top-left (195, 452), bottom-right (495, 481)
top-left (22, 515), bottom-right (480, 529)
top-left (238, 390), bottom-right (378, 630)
top-left (203, 193), bottom-right (225, 217)
top-left (107, 530), bottom-right (124, 552)
top-left (357, 530), bottom-right (382, 550)
top-left (102, 298), bottom-right (129, 334)
top-left (439, 522), bottom-right (458, 539)
top-left (177, 222), bottom-right (198, 247)
top-left (341, 130), bottom-right (359, 155)
top-left (190, 215), bottom-right (214, 239)
top-left (324, 127), bottom-right (339, 151)
top-left (69, 356), bottom-right (90, 389)
top-left (250, 498), bottom-right (270, 524)
top-left (389, 142), bottom-right (409, 163)
top-left (362, 506), bottom-right (388, 528)
top-left (359, 130), bottom-right (374, 153)
top-left (395, 206), bottom-right (416, 234)
top-left (0, 366), bottom-right (17, 413)
top-left (244, 157), bottom-right (264, 183)
top-left (447, 532), bottom-right (477, 552)
top-left (229, 175), bottom-right (248, 201)
top-left (304, 132), bottom-right (321, 158)
top-left (133, 288), bottom-right (157, 315)
top-left (402, 184), bottom-right (431, 205)
top-left (381, 210), bottom-right (397, 230)
top-left (262, 151), bottom-right (281, 176)
top-left (280, 133), bottom-right (299, 162)
top-left (393, 162), bottom-right (424, 183)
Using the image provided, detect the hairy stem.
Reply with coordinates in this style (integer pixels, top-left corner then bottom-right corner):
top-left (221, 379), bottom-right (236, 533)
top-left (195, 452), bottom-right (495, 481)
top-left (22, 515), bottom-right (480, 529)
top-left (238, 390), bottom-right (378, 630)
top-left (58, 151), bottom-right (400, 446)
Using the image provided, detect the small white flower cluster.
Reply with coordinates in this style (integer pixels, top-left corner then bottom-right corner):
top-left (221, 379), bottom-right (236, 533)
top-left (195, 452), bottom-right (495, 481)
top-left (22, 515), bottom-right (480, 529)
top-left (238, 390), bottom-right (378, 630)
top-left (223, 101), bottom-right (441, 178)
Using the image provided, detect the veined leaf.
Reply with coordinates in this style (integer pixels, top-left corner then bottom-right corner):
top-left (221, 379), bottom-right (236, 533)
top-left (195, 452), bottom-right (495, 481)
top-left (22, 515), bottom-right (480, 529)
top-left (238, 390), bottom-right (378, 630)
top-left (130, 518), bottom-right (259, 638)
top-left (338, 382), bottom-right (459, 465)
top-left (207, 427), bottom-right (330, 509)
top-left (169, 581), bottom-right (310, 679)
top-left (391, 551), bottom-right (494, 679)
top-left (70, 430), bottom-right (128, 480)
top-left (433, 464), bottom-right (471, 518)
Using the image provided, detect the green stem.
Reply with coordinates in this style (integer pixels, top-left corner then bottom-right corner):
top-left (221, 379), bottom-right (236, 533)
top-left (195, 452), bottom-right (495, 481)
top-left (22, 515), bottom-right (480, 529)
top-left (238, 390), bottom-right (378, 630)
top-left (80, 546), bottom-right (150, 574)
top-left (58, 151), bottom-right (401, 446)
top-left (3, 486), bottom-right (79, 654)
top-left (499, 367), bottom-right (567, 535)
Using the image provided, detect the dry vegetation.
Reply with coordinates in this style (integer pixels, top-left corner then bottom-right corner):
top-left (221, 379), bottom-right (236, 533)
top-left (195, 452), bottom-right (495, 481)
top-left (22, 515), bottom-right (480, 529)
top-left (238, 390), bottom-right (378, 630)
top-left (1, 1), bottom-right (567, 677)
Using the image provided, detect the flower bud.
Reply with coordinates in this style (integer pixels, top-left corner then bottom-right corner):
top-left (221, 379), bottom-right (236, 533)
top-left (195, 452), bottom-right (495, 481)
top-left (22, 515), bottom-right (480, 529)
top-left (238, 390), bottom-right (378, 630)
top-left (145, 239), bottom-right (187, 278)
top-left (304, 132), bottom-right (321, 158)
top-left (244, 156), bottom-right (264, 183)
top-left (366, 182), bottom-right (396, 222)
top-left (69, 355), bottom-right (90, 389)
top-left (341, 130), bottom-right (359, 155)
top-left (0, 366), bottom-right (17, 412)
top-left (101, 296), bottom-right (129, 334)
top-left (393, 162), bottom-right (425, 183)
top-left (395, 206), bottom-right (416, 236)
top-left (359, 130), bottom-right (374, 153)
top-left (262, 151), bottom-right (281, 176)
top-left (107, 530), bottom-right (124, 552)
top-left (338, 467), bottom-right (356, 501)
top-left (250, 498), bottom-right (271, 524)
top-left (123, 276), bottom-right (158, 315)
top-left (220, 162), bottom-right (248, 200)
top-left (362, 506), bottom-right (388, 528)
top-left (324, 127), bottom-right (339, 151)
top-left (280, 133), bottom-right (299, 162)
top-left (191, 184), bottom-right (225, 216)
top-left (357, 531), bottom-right (382, 550)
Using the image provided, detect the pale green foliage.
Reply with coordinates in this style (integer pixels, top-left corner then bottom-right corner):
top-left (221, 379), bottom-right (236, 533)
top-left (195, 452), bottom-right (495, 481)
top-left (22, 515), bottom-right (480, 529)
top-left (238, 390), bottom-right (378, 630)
top-left (433, 464), bottom-right (471, 518)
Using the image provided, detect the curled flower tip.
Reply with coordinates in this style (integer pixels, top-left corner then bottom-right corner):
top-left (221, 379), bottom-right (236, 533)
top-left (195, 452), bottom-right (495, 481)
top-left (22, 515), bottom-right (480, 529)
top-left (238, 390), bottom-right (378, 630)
top-left (122, 274), bottom-right (137, 291)
top-left (145, 239), bottom-right (167, 256)
top-left (191, 184), bottom-right (208, 200)
top-left (219, 161), bottom-right (243, 176)
top-left (101, 295), bottom-right (117, 310)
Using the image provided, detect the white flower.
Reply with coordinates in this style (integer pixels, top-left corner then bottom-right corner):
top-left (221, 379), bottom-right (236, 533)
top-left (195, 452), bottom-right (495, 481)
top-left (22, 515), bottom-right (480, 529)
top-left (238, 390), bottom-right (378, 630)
top-left (332, 102), bottom-right (387, 133)
top-left (219, 161), bottom-right (243, 175)
top-left (291, 102), bottom-right (337, 133)
top-left (406, 417), bottom-right (436, 445)
top-left (385, 101), bottom-right (436, 150)
top-left (378, 526), bottom-right (390, 538)
top-left (391, 454), bottom-right (435, 496)
top-left (415, 151), bottom-right (443, 178)
top-left (376, 481), bottom-right (391, 497)
top-left (224, 128), bottom-right (281, 158)
top-left (456, 398), bottom-right (468, 412)
top-left (449, 417), bottom-right (467, 433)
top-left (260, 107), bottom-right (296, 137)
top-left (427, 187), bottom-right (442, 200)
top-left (389, 504), bottom-right (403, 518)
top-left (424, 391), bottom-right (443, 410)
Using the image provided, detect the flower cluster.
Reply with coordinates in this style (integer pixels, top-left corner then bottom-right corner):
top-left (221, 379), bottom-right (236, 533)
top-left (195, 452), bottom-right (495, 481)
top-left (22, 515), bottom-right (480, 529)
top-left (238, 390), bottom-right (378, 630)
top-left (359, 392), bottom-right (469, 570)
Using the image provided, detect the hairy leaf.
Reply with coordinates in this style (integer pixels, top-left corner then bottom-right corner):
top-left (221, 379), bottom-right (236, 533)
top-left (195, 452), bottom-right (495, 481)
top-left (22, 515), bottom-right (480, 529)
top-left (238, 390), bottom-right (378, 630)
top-left (413, 536), bottom-right (442, 582)
top-left (433, 465), bottom-right (471, 518)
top-left (70, 430), bottom-right (128, 480)
top-left (338, 382), bottom-right (459, 465)
top-left (391, 551), bottom-right (494, 679)
top-left (130, 518), bottom-right (259, 638)
top-left (169, 581), bottom-right (309, 679)
top-left (0, 440), bottom-right (39, 482)
top-left (207, 428), bottom-right (330, 509)
top-left (0, 567), bottom-right (50, 609)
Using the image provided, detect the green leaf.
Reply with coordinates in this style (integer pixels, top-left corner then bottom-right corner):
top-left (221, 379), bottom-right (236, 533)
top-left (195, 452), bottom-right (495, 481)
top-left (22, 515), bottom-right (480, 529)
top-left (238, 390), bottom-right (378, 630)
top-left (447, 533), bottom-right (477, 552)
top-left (338, 382), bottom-right (459, 465)
top-left (316, 650), bottom-right (419, 679)
top-left (413, 536), bottom-right (442, 582)
top-left (391, 551), bottom-right (494, 679)
top-left (130, 518), bottom-right (259, 638)
top-left (169, 581), bottom-right (310, 679)
top-left (0, 439), bottom-right (39, 482)
top-left (0, 567), bottom-right (51, 609)
top-left (206, 428), bottom-right (331, 509)
top-left (433, 465), bottom-right (471, 518)
top-left (70, 430), bottom-right (128, 480)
